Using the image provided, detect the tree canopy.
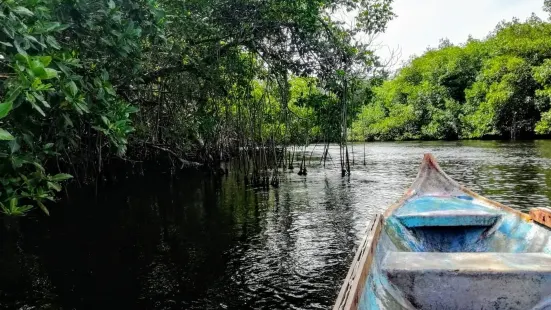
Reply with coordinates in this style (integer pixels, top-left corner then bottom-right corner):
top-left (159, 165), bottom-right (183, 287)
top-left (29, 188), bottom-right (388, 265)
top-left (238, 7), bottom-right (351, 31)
top-left (352, 13), bottom-right (551, 141)
top-left (0, 0), bottom-right (394, 215)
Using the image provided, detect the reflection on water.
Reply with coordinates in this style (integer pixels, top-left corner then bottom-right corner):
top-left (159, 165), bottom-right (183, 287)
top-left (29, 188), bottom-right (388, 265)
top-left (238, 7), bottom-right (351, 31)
top-left (3, 140), bottom-right (551, 309)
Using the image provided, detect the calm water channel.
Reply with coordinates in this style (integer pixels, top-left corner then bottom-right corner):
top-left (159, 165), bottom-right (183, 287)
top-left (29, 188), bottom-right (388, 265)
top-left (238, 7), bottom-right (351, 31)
top-left (3, 140), bottom-right (551, 309)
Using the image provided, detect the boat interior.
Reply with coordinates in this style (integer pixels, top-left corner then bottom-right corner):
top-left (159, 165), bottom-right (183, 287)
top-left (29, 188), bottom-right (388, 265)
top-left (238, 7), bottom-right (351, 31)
top-left (340, 155), bottom-right (551, 310)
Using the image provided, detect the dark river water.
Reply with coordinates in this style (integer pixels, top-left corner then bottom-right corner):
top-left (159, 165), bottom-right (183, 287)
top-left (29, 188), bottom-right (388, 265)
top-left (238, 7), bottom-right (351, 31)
top-left (3, 140), bottom-right (551, 309)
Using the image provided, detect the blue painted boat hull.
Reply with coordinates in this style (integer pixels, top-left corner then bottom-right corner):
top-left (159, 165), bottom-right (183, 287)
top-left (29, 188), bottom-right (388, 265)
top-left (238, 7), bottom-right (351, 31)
top-left (333, 154), bottom-right (551, 310)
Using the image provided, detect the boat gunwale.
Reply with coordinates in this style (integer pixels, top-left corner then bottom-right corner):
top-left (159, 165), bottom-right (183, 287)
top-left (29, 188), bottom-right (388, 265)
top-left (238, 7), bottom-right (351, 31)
top-left (332, 214), bottom-right (383, 310)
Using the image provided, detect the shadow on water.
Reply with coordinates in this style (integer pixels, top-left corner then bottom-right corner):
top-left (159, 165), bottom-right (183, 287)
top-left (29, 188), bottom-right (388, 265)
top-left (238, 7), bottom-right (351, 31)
top-left (3, 140), bottom-right (551, 309)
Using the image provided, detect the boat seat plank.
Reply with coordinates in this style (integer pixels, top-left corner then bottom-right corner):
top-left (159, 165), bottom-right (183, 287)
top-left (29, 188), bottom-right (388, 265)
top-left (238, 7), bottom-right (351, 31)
top-left (396, 210), bottom-right (500, 228)
top-left (382, 252), bottom-right (551, 310)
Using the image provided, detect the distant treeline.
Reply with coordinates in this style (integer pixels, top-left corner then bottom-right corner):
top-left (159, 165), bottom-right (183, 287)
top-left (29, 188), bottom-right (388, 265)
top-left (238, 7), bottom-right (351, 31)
top-left (351, 12), bottom-right (551, 141)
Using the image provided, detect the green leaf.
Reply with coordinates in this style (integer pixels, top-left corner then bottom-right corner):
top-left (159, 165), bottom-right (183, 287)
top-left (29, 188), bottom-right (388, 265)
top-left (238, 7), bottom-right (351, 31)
top-left (20, 174), bottom-right (29, 184)
top-left (126, 105), bottom-right (139, 114)
top-left (50, 173), bottom-right (73, 181)
top-left (47, 181), bottom-right (62, 192)
top-left (35, 83), bottom-right (53, 91)
top-left (22, 133), bottom-right (33, 147)
top-left (108, 0), bottom-right (116, 9)
top-left (9, 198), bottom-right (17, 210)
top-left (2, 25), bottom-right (15, 39)
top-left (17, 205), bottom-right (33, 215)
top-left (56, 24), bottom-right (70, 32)
top-left (33, 92), bottom-right (50, 108)
top-left (14, 40), bottom-right (26, 55)
top-left (74, 100), bottom-right (89, 114)
top-left (11, 156), bottom-right (25, 168)
top-left (105, 85), bottom-right (116, 96)
top-left (46, 36), bottom-right (61, 49)
top-left (0, 102), bottom-right (13, 119)
top-left (101, 115), bottom-right (110, 126)
top-left (56, 62), bottom-right (70, 76)
top-left (39, 56), bottom-right (52, 66)
top-left (32, 161), bottom-right (45, 172)
top-left (92, 126), bottom-right (108, 134)
top-left (5, 86), bottom-right (22, 103)
top-left (30, 59), bottom-right (47, 77)
top-left (30, 100), bottom-right (46, 116)
top-left (101, 70), bottom-right (109, 81)
top-left (9, 139), bottom-right (20, 154)
top-left (0, 41), bottom-right (13, 47)
top-left (43, 68), bottom-right (58, 79)
top-left (24, 35), bottom-right (46, 48)
top-left (26, 92), bottom-right (36, 104)
top-left (32, 77), bottom-right (42, 89)
top-left (66, 81), bottom-right (78, 97)
top-left (111, 30), bottom-right (122, 38)
top-left (0, 128), bottom-right (14, 140)
top-left (36, 200), bottom-right (50, 216)
top-left (15, 53), bottom-right (29, 65)
top-left (2, 199), bottom-right (32, 215)
top-left (62, 113), bottom-right (74, 127)
top-left (13, 6), bottom-right (34, 17)
top-left (43, 22), bottom-right (62, 32)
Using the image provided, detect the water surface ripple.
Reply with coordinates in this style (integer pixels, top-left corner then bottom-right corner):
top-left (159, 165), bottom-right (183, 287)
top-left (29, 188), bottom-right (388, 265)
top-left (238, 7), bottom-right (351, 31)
top-left (3, 141), bottom-right (551, 309)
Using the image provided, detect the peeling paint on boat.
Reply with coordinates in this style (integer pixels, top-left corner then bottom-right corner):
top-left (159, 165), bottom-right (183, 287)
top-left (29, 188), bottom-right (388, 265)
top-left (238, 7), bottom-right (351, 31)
top-left (333, 154), bottom-right (551, 310)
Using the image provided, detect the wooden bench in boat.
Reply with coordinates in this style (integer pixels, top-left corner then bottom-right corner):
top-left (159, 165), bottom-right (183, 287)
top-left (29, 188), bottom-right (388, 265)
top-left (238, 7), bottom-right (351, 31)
top-left (395, 210), bottom-right (500, 228)
top-left (382, 252), bottom-right (551, 310)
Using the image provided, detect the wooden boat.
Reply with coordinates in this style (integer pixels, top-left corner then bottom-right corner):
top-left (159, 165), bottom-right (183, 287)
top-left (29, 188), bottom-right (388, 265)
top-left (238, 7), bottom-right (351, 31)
top-left (333, 154), bottom-right (551, 310)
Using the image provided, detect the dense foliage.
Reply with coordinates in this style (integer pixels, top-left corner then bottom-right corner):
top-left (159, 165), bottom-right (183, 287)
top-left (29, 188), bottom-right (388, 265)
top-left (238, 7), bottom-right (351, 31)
top-left (352, 13), bottom-right (551, 141)
top-left (0, 0), bottom-right (393, 215)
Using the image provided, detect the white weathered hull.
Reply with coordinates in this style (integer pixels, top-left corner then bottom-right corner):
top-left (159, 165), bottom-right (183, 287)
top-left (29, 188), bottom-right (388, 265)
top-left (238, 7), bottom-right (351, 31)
top-left (334, 154), bottom-right (551, 310)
